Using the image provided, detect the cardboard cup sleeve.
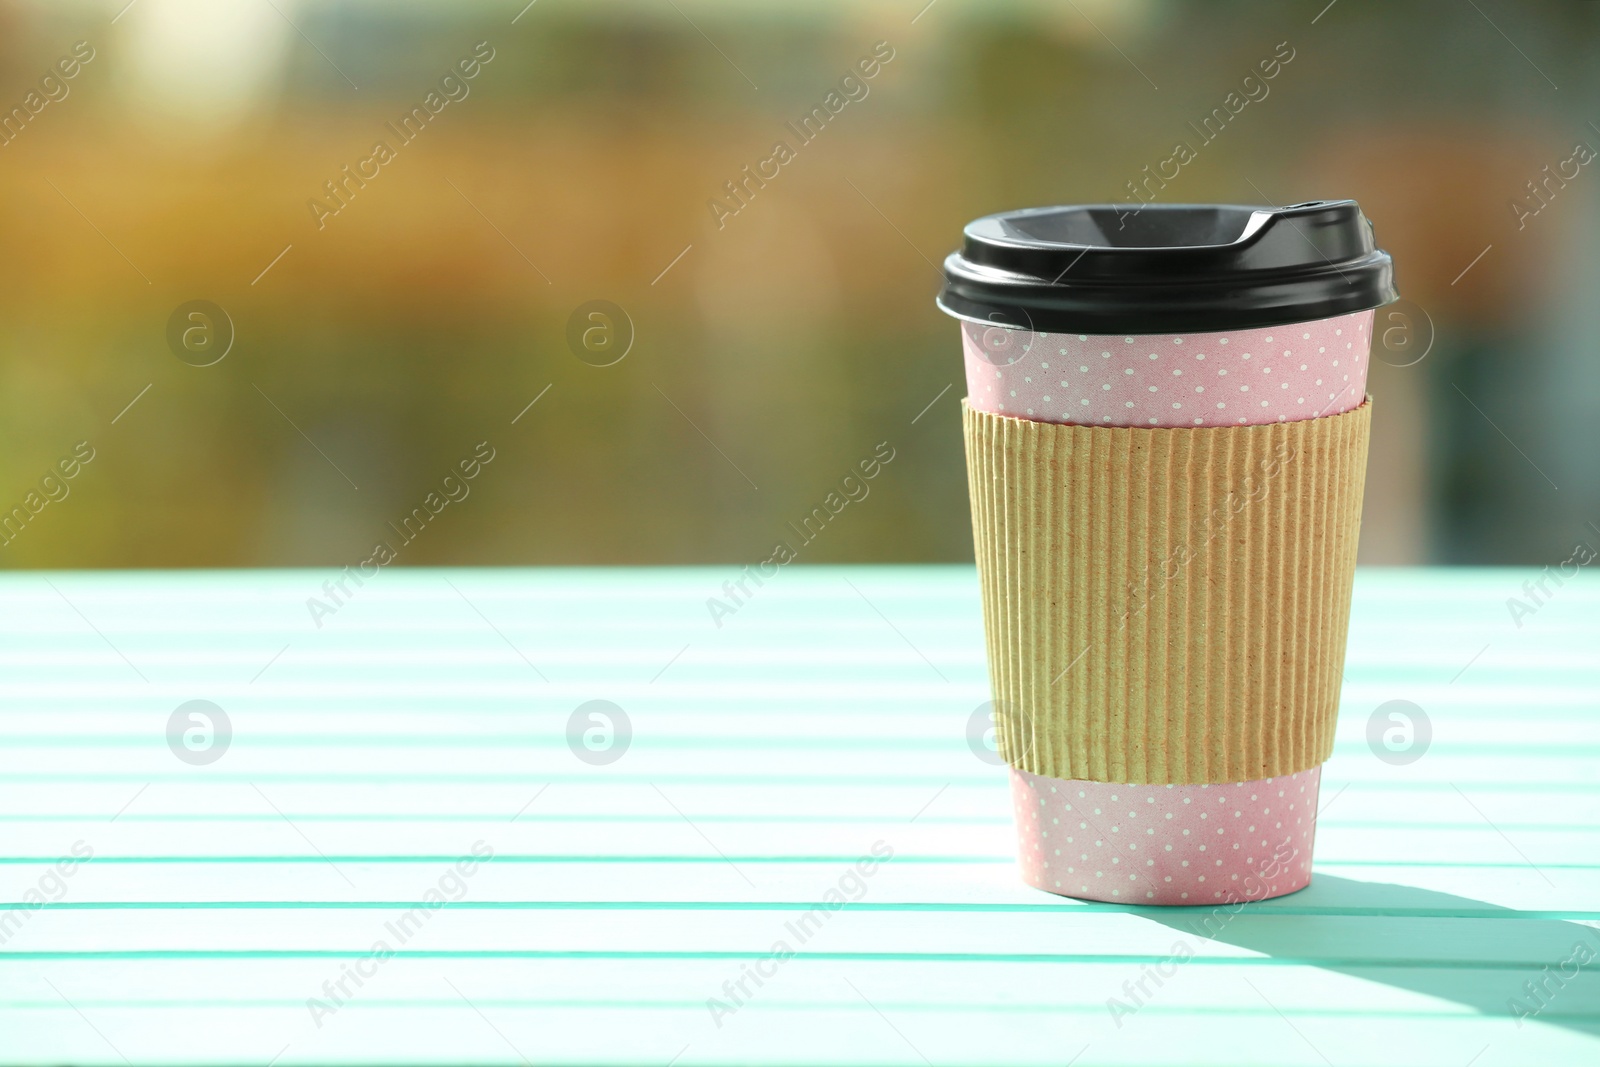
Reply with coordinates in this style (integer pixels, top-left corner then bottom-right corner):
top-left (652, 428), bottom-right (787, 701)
top-left (963, 399), bottom-right (1371, 786)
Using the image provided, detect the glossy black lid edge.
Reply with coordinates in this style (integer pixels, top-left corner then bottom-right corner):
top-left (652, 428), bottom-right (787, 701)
top-left (937, 200), bottom-right (1398, 334)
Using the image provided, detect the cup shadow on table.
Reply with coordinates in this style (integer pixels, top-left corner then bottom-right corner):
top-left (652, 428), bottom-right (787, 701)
top-left (1135, 874), bottom-right (1600, 1039)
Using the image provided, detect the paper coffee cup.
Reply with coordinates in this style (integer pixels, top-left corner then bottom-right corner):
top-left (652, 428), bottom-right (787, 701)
top-left (939, 202), bottom-right (1396, 905)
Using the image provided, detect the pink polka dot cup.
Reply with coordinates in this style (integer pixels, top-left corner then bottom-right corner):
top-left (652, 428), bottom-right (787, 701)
top-left (939, 203), bottom-right (1396, 905)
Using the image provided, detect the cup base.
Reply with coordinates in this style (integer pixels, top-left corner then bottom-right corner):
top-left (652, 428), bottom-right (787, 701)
top-left (1009, 765), bottom-right (1320, 905)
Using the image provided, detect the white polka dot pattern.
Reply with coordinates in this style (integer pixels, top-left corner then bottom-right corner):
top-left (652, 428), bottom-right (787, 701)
top-left (962, 310), bottom-right (1372, 427)
top-left (1010, 766), bottom-right (1320, 905)
top-left (959, 312), bottom-right (1354, 905)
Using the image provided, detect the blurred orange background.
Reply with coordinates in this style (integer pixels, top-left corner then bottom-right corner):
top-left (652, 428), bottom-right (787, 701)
top-left (1, 0), bottom-right (1595, 569)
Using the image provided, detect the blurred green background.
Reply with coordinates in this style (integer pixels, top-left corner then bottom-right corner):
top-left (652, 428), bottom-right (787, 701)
top-left (0, 0), bottom-right (1596, 570)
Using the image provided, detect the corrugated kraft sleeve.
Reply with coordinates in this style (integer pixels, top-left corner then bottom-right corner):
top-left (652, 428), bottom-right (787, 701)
top-left (963, 399), bottom-right (1371, 785)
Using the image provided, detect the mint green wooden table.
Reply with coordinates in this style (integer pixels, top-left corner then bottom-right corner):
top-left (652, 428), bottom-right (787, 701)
top-left (1, 567), bottom-right (1596, 1065)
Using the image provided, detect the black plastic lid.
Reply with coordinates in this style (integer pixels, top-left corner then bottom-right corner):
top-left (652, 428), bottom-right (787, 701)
top-left (938, 200), bottom-right (1396, 334)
